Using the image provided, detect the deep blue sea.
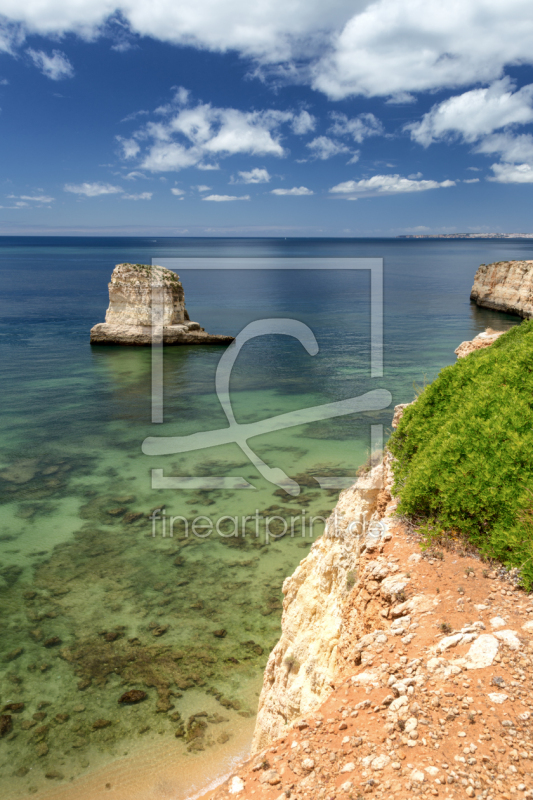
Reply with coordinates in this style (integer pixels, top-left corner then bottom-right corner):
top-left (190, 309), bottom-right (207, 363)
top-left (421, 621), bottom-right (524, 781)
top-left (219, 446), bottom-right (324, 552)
top-left (0, 236), bottom-right (530, 799)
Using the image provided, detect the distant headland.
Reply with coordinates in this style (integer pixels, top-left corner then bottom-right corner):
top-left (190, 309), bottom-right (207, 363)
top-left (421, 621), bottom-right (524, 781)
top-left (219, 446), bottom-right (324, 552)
top-left (398, 232), bottom-right (533, 239)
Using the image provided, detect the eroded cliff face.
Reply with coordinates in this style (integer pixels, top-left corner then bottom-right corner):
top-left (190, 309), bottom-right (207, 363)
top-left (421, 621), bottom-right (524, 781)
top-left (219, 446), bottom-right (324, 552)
top-left (105, 263), bottom-right (187, 327)
top-left (454, 327), bottom-right (506, 358)
top-left (470, 260), bottom-right (533, 318)
top-left (90, 263), bottom-right (234, 345)
top-left (251, 459), bottom-right (394, 753)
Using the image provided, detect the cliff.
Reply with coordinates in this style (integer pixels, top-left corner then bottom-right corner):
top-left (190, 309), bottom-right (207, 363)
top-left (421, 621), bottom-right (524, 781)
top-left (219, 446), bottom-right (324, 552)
top-left (251, 458), bottom-right (394, 752)
top-left (470, 260), bottom-right (533, 318)
top-left (454, 328), bottom-right (505, 358)
top-left (196, 327), bottom-right (533, 800)
top-left (90, 263), bottom-right (234, 345)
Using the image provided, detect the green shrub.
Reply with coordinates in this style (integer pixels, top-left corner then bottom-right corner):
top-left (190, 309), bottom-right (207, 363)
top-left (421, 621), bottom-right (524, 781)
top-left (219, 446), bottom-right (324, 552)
top-left (389, 320), bottom-right (533, 589)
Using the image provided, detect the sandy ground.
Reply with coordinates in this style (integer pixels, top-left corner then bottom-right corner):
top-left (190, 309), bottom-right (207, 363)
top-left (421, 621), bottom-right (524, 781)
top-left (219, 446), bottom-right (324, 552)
top-left (197, 522), bottom-right (533, 800)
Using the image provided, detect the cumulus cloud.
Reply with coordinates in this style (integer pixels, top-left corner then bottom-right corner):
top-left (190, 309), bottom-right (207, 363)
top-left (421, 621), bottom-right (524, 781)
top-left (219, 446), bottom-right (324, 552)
top-left (330, 174), bottom-right (455, 197)
top-left (117, 137), bottom-right (141, 159)
top-left (235, 168), bottom-right (271, 183)
top-left (203, 194), bottom-right (250, 201)
top-left (291, 110), bottom-right (316, 134)
top-left (27, 48), bottom-right (74, 80)
top-left (463, 178), bottom-right (480, 183)
top-left (474, 132), bottom-right (533, 164)
top-left (271, 186), bottom-right (313, 195)
top-left (306, 136), bottom-right (350, 160)
top-left (171, 187), bottom-right (185, 195)
top-left (64, 182), bottom-right (123, 197)
top-left (488, 163), bottom-right (533, 183)
top-left (122, 191), bottom-right (152, 199)
top-left (4, 1), bottom-right (533, 101)
top-left (130, 100), bottom-right (297, 172)
top-left (312, 0), bottom-right (533, 99)
top-left (329, 112), bottom-right (383, 143)
top-left (118, 92), bottom-right (323, 173)
top-left (408, 79), bottom-right (533, 146)
top-left (385, 92), bottom-right (416, 105)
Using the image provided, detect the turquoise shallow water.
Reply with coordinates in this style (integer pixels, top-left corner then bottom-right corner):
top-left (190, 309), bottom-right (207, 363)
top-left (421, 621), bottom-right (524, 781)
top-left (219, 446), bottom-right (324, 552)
top-left (0, 236), bottom-right (530, 797)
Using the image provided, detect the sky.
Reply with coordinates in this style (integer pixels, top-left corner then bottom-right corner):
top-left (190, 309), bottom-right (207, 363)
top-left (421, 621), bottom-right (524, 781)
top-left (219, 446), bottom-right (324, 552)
top-left (1, 0), bottom-right (533, 236)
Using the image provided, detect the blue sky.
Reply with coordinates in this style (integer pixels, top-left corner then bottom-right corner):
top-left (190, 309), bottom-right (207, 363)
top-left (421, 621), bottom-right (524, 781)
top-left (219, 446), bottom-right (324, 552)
top-left (1, 1), bottom-right (533, 236)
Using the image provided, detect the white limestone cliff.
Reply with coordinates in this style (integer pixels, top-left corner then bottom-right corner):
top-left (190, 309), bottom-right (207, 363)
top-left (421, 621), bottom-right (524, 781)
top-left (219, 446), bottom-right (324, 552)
top-left (470, 260), bottom-right (533, 318)
top-left (251, 458), bottom-right (393, 752)
top-left (90, 263), bottom-right (233, 345)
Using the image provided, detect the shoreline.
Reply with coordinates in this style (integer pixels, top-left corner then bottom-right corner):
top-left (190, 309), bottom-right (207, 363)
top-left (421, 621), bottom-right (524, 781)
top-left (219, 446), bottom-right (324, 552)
top-left (17, 715), bottom-right (256, 800)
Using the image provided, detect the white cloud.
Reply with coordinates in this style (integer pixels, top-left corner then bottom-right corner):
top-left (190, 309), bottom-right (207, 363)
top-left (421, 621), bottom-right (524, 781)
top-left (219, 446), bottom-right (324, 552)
top-left (203, 194), bottom-right (251, 201)
top-left (3, 2), bottom-right (533, 102)
top-left (171, 187), bottom-right (185, 195)
top-left (408, 79), bottom-right (533, 146)
top-left (474, 132), bottom-right (533, 164)
top-left (64, 182), bottom-right (123, 197)
top-left (488, 162), bottom-right (533, 183)
top-left (122, 191), bottom-right (152, 199)
top-left (463, 178), bottom-right (480, 183)
top-left (195, 185), bottom-right (211, 192)
top-left (291, 110), bottom-right (315, 134)
top-left (271, 186), bottom-right (313, 195)
top-left (15, 194), bottom-right (54, 202)
top-left (313, 0), bottom-right (533, 99)
top-left (306, 136), bottom-right (350, 160)
top-left (235, 168), bottom-right (271, 184)
top-left (329, 112), bottom-right (383, 143)
top-left (135, 101), bottom-right (295, 172)
top-left (117, 137), bottom-right (141, 159)
top-left (121, 109), bottom-right (149, 123)
top-left (197, 162), bottom-right (219, 170)
top-left (407, 172), bottom-right (423, 179)
top-left (27, 48), bottom-right (74, 80)
top-left (385, 92), bottom-right (416, 104)
top-left (124, 171), bottom-right (147, 180)
top-left (330, 174), bottom-right (455, 197)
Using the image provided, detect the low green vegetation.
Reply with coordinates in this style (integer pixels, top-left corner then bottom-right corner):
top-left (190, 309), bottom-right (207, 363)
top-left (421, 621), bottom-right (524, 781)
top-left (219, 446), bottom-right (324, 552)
top-left (389, 320), bottom-right (533, 588)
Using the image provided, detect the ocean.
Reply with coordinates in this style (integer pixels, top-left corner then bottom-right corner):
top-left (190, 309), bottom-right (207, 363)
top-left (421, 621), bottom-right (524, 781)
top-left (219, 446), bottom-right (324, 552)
top-left (0, 236), bottom-right (529, 799)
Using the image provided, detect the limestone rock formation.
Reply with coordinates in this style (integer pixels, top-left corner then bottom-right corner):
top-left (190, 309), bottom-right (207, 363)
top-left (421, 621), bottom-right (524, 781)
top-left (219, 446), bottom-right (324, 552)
top-left (251, 458), bottom-right (391, 753)
top-left (470, 259), bottom-right (533, 318)
top-left (454, 327), bottom-right (506, 358)
top-left (90, 263), bottom-right (234, 345)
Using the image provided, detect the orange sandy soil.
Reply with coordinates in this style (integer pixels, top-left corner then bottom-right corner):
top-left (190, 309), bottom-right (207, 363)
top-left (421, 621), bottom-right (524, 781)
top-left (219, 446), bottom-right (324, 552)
top-left (197, 523), bottom-right (533, 800)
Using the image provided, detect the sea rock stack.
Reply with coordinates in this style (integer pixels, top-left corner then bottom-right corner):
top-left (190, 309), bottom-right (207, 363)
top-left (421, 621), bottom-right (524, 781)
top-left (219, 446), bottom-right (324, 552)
top-left (470, 259), bottom-right (533, 318)
top-left (90, 263), bottom-right (234, 345)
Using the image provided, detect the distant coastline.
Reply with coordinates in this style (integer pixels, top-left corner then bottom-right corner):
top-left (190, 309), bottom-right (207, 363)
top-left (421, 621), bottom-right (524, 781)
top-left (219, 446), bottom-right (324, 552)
top-left (398, 232), bottom-right (533, 238)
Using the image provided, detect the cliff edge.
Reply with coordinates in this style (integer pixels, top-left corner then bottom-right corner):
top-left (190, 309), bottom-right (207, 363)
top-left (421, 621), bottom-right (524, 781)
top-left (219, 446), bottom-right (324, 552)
top-left (251, 459), bottom-right (393, 753)
top-left (90, 263), bottom-right (234, 345)
top-left (470, 260), bottom-right (533, 318)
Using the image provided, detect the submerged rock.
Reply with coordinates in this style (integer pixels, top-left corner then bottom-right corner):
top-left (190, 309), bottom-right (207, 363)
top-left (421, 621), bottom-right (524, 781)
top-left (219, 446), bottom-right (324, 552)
top-left (0, 715), bottom-right (13, 737)
top-left (118, 690), bottom-right (147, 704)
top-left (92, 718), bottom-right (112, 730)
top-left (90, 263), bottom-right (234, 346)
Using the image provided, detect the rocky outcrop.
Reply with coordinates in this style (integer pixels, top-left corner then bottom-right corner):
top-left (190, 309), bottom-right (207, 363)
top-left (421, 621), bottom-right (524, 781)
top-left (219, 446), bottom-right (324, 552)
top-left (470, 260), bottom-right (533, 318)
top-left (251, 456), bottom-right (394, 753)
top-left (454, 327), bottom-right (506, 358)
top-left (90, 263), bottom-right (234, 345)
